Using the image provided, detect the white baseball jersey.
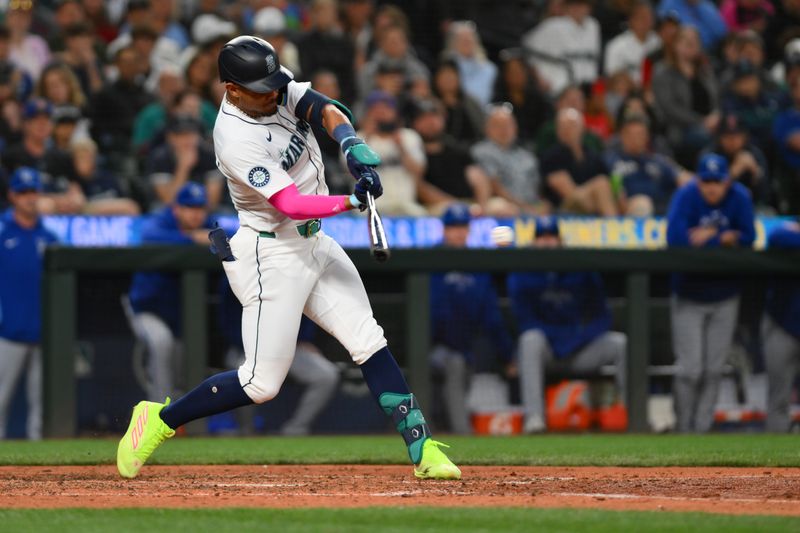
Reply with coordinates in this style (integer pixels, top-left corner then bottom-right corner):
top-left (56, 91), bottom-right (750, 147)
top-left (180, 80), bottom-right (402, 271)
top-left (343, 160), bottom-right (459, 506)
top-left (213, 80), bottom-right (329, 232)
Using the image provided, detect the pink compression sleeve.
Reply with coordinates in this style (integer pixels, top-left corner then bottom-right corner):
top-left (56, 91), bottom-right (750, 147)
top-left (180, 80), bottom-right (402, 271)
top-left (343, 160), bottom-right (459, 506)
top-left (268, 183), bottom-right (350, 220)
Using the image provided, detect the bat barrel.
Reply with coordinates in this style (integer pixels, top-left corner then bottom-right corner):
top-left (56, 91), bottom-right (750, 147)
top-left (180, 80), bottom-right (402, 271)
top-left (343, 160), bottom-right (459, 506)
top-left (366, 192), bottom-right (390, 262)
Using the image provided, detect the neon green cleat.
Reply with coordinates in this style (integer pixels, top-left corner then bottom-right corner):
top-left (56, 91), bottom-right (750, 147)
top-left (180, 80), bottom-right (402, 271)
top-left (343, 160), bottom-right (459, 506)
top-left (414, 439), bottom-right (462, 480)
top-left (117, 399), bottom-right (175, 479)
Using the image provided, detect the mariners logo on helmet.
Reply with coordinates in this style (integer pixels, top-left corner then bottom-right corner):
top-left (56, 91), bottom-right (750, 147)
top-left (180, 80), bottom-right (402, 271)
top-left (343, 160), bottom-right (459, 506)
top-left (248, 166), bottom-right (270, 187)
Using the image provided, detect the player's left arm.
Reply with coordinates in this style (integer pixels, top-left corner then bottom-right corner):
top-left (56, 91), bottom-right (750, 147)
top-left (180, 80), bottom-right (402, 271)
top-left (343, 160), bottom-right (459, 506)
top-left (292, 86), bottom-right (382, 194)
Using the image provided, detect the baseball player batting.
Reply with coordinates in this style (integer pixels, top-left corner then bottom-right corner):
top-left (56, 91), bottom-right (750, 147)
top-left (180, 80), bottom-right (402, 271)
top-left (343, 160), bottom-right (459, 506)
top-left (117, 36), bottom-right (460, 480)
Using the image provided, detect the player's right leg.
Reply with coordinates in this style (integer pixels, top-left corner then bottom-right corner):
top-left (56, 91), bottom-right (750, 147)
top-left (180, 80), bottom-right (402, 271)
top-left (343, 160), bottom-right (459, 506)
top-left (568, 331), bottom-right (628, 399)
top-left (670, 296), bottom-right (706, 432)
top-left (763, 314), bottom-right (800, 432)
top-left (695, 296), bottom-right (739, 433)
top-left (0, 338), bottom-right (31, 439)
top-left (431, 345), bottom-right (472, 435)
top-left (118, 230), bottom-right (312, 478)
top-left (517, 329), bottom-right (552, 434)
top-left (305, 235), bottom-right (460, 479)
top-left (26, 346), bottom-right (43, 440)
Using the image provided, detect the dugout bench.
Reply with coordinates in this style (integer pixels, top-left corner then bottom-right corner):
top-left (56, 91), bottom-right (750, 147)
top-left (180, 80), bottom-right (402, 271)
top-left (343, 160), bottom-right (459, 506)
top-left (42, 246), bottom-right (800, 437)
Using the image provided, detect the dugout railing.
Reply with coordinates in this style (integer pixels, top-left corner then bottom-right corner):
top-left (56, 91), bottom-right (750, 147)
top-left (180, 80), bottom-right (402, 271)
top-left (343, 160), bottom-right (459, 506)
top-left (42, 246), bottom-right (800, 437)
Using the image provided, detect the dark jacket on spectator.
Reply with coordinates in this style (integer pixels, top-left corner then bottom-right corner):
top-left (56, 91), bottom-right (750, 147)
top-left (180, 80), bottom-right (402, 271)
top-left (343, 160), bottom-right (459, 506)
top-left (91, 79), bottom-right (153, 154)
top-left (652, 62), bottom-right (718, 145)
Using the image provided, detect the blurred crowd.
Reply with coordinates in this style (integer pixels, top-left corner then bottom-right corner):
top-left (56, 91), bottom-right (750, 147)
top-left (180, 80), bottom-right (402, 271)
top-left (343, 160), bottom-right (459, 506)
top-left (2, 0), bottom-right (800, 438)
top-left (0, 0), bottom-right (800, 217)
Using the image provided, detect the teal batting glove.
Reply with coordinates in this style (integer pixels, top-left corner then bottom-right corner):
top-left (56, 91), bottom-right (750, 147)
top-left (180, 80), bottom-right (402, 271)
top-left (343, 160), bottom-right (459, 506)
top-left (345, 142), bottom-right (382, 166)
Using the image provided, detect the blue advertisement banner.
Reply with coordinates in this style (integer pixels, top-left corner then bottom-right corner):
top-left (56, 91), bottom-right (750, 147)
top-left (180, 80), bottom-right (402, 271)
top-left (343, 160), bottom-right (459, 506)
top-left (42, 214), bottom-right (793, 250)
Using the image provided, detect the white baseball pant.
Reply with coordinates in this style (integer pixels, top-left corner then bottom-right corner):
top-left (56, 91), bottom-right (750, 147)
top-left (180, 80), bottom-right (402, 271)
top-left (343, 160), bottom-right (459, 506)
top-left (223, 227), bottom-right (387, 404)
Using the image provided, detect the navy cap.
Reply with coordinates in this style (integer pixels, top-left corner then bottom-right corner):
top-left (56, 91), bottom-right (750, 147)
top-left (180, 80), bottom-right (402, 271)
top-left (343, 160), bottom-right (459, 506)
top-left (22, 98), bottom-right (52, 120)
top-left (697, 153), bottom-right (729, 181)
top-left (9, 166), bottom-right (42, 192)
top-left (441, 203), bottom-right (471, 226)
top-left (717, 113), bottom-right (746, 135)
top-left (175, 182), bottom-right (207, 207)
top-left (365, 90), bottom-right (397, 110)
top-left (535, 216), bottom-right (560, 237)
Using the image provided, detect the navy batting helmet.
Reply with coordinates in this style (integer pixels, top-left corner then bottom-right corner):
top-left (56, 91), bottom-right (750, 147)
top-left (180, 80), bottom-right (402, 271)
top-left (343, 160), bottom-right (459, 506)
top-left (218, 35), bottom-right (293, 93)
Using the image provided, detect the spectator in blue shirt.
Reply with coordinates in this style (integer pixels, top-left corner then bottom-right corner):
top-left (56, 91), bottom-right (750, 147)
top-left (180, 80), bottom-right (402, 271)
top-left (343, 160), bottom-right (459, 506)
top-left (507, 217), bottom-right (627, 434)
top-left (124, 182), bottom-right (215, 402)
top-left (430, 204), bottom-right (513, 434)
top-left (666, 153), bottom-right (755, 432)
top-left (657, 0), bottom-right (728, 50)
top-left (762, 222), bottom-right (800, 432)
top-left (0, 167), bottom-right (58, 439)
top-left (605, 112), bottom-right (687, 216)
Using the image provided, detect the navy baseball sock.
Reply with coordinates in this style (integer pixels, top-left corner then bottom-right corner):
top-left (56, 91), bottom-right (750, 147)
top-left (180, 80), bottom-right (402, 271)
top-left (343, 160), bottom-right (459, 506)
top-left (360, 347), bottom-right (430, 464)
top-left (359, 346), bottom-right (410, 398)
top-left (159, 370), bottom-right (253, 430)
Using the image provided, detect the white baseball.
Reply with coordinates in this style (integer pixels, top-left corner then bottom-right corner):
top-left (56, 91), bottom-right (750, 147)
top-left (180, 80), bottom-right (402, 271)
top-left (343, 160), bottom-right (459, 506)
top-left (491, 225), bottom-right (514, 247)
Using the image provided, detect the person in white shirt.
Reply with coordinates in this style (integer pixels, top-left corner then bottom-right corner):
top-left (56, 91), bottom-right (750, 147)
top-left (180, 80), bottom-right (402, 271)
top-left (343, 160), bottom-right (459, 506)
top-left (522, 0), bottom-right (601, 95)
top-left (357, 90), bottom-right (428, 215)
top-left (604, 1), bottom-right (661, 84)
top-left (443, 21), bottom-right (498, 107)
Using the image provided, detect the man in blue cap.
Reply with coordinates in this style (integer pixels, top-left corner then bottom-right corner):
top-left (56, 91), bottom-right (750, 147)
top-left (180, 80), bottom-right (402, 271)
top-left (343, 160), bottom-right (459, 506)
top-left (507, 217), bottom-right (627, 433)
top-left (125, 182), bottom-right (216, 401)
top-left (2, 99), bottom-right (81, 214)
top-left (666, 153), bottom-right (756, 432)
top-left (430, 203), bottom-right (513, 433)
top-left (0, 167), bottom-right (58, 439)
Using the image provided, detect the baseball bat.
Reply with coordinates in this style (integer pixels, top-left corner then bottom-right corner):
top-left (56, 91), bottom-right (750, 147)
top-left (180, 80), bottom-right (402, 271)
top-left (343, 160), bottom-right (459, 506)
top-left (366, 191), bottom-right (390, 262)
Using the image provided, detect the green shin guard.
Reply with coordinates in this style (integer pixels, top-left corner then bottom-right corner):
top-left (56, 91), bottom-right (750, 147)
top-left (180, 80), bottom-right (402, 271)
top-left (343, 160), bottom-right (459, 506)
top-left (379, 393), bottom-right (430, 465)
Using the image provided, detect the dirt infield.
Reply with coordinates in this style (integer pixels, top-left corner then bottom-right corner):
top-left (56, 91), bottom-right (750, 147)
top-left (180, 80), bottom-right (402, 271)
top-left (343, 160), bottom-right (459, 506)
top-left (1, 465), bottom-right (798, 516)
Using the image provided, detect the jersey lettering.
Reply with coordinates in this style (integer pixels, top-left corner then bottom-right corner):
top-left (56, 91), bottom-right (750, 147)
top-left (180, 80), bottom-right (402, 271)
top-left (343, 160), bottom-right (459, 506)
top-left (297, 120), bottom-right (310, 139)
top-left (281, 134), bottom-right (307, 171)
